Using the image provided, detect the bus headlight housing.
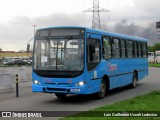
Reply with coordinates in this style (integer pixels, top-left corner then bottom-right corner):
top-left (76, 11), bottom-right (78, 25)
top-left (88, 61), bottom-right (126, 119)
top-left (75, 81), bottom-right (86, 86)
top-left (33, 80), bottom-right (41, 85)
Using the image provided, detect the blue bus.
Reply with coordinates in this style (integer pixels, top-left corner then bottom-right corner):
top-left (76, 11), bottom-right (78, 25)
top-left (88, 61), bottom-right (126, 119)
top-left (32, 26), bottom-right (148, 99)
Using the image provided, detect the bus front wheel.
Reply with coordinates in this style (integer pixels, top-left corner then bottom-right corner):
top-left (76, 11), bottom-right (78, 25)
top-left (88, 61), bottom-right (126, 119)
top-left (97, 79), bottom-right (106, 99)
top-left (55, 93), bottom-right (66, 99)
top-left (131, 72), bottom-right (138, 88)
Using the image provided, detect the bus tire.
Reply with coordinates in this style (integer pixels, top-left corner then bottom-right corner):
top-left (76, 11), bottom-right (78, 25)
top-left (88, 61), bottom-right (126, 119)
top-left (97, 78), bottom-right (106, 99)
top-left (55, 93), bottom-right (66, 99)
top-left (131, 72), bottom-right (138, 88)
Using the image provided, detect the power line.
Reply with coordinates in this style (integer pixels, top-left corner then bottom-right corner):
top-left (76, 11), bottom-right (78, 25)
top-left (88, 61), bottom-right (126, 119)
top-left (83, 0), bottom-right (109, 29)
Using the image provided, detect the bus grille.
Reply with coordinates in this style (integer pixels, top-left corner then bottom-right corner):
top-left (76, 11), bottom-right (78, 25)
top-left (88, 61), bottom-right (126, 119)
top-left (46, 88), bottom-right (66, 92)
top-left (45, 83), bottom-right (70, 85)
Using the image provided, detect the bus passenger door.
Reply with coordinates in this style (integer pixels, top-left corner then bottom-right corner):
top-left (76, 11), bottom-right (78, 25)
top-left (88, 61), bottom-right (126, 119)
top-left (86, 33), bottom-right (102, 93)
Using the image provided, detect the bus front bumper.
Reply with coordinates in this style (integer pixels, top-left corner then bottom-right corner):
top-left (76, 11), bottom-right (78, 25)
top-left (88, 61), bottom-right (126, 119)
top-left (32, 83), bottom-right (88, 95)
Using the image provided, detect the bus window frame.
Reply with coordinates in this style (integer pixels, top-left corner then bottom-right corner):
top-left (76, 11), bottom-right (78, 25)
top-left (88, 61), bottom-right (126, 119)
top-left (126, 40), bottom-right (134, 58)
top-left (102, 36), bottom-right (112, 60)
top-left (112, 37), bottom-right (121, 58)
top-left (120, 39), bottom-right (127, 58)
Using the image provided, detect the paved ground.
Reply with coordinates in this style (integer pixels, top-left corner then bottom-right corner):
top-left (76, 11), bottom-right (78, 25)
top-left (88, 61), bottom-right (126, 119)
top-left (0, 67), bottom-right (159, 120)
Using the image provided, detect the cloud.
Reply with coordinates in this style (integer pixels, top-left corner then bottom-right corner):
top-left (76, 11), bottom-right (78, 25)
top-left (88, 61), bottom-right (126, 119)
top-left (106, 0), bottom-right (160, 25)
top-left (0, 16), bottom-right (34, 51)
top-left (34, 13), bottom-right (84, 27)
top-left (106, 20), bottom-right (159, 45)
top-left (133, 0), bottom-right (160, 14)
top-left (1, 3), bottom-right (160, 51)
top-left (0, 12), bottom-right (86, 51)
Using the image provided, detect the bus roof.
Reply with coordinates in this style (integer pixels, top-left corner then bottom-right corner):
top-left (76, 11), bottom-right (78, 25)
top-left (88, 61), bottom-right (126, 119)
top-left (37, 26), bottom-right (147, 42)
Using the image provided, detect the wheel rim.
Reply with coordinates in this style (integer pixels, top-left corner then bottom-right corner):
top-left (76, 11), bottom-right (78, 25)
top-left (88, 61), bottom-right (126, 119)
top-left (133, 75), bottom-right (137, 87)
top-left (100, 81), bottom-right (106, 97)
top-left (101, 83), bottom-right (105, 93)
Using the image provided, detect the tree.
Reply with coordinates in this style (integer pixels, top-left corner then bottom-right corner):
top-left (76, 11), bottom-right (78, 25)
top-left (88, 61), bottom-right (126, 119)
top-left (148, 43), bottom-right (160, 52)
top-left (154, 43), bottom-right (160, 51)
top-left (148, 46), bottom-right (154, 52)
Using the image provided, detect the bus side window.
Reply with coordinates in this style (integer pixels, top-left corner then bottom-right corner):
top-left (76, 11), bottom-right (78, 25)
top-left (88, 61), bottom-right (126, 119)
top-left (112, 38), bottom-right (120, 58)
top-left (126, 41), bottom-right (133, 58)
top-left (88, 45), bottom-right (95, 62)
top-left (134, 41), bottom-right (138, 58)
top-left (136, 42), bottom-right (139, 57)
top-left (87, 38), bottom-right (100, 71)
top-left (121, 40), bottom-right (126, 58)
top-left (138, 42), bottom-right (142, 58)
top-left (88, 39), bottom-right (100, 62)
top-left (102, 37), bottom-right (111, 59)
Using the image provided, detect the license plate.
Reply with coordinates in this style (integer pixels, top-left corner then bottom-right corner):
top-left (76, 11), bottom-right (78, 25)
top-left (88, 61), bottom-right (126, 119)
top-left (70, 89), bottom-right (80, 92)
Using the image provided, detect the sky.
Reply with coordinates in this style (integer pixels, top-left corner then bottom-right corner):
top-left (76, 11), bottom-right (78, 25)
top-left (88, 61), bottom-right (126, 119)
top-left (0, 0), bottom-right (160, 51)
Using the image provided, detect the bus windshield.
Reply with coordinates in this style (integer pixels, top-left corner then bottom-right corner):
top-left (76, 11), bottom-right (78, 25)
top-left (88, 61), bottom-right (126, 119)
top-left (34, 38), bottom-right (84, 71)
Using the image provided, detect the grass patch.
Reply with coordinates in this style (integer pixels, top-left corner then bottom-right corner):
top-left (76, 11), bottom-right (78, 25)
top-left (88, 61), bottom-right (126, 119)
top-left (61, 90), bottom-right (160, 120)
top-left (149, 63), bottom-right (160, 67)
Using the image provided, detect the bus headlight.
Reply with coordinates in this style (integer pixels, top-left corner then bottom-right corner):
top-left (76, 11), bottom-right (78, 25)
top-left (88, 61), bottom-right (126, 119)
top-left (75, 81), bottom-right (86, 86)
top-left (33, 80), bottom-right (41, 85)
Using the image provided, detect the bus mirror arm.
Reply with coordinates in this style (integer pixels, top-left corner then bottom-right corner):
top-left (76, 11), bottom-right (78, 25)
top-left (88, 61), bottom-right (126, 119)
top-left (27, 44), bottom-right (30, 53)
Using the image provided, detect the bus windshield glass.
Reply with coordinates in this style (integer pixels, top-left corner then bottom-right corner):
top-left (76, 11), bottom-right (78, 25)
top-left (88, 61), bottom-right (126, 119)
top-left (34, 38), bottom-right (84, 71)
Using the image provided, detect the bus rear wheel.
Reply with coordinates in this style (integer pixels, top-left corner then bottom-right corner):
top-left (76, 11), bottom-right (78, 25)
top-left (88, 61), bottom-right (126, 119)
top-left (97, 79), bottom-right (106, 99)
top-left (131, 72), bottom-right (138, 88)
top-left (55, 93), bottom-right (66, 99)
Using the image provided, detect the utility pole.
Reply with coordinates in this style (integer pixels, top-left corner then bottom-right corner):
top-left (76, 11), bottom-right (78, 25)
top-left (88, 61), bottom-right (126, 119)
top-left (84, 0), bottom-right (109, 29)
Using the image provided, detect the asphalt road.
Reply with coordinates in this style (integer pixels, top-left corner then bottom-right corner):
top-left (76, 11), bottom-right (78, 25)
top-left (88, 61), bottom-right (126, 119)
top-left (0, 67), bottom-right (159, 119)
